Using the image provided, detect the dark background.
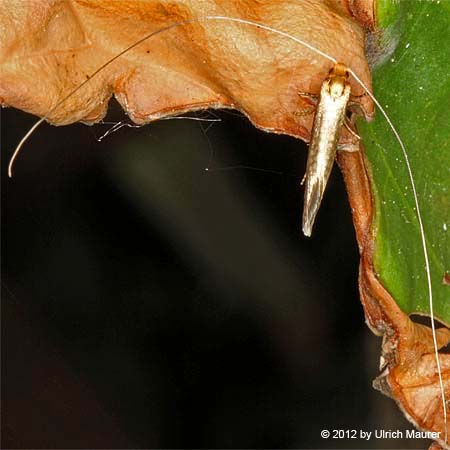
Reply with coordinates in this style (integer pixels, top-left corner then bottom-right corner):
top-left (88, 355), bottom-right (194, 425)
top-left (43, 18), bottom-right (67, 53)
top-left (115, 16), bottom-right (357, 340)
top-left (2, 104), bottom-right (427, 448)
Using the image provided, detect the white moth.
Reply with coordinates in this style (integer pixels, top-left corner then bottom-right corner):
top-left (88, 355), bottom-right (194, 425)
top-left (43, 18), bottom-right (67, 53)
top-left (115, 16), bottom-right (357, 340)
top-left (302, 62), bottom-right (351, 237)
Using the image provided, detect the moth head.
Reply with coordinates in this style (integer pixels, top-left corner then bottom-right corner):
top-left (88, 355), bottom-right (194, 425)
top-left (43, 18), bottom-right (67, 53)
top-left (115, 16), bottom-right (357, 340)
top-left (327, 62), bottom-right (350, 98)
top-left (329, 62), bottom-right (350, 79)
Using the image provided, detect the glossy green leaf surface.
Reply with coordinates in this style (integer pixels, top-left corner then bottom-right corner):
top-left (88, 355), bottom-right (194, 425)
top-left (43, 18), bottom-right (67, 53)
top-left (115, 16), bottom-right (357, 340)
top-left (358, 0), bottom-right (450, 322)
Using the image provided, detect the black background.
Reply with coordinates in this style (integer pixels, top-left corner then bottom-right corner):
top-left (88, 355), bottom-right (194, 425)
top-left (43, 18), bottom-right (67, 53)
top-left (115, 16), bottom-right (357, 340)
top-left (2, 104), bottom-right (426, 448)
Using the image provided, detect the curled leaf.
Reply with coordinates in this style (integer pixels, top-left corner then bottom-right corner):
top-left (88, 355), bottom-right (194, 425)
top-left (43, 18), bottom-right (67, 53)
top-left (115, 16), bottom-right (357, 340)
top-left (0, 0), bottom-right (373, 144)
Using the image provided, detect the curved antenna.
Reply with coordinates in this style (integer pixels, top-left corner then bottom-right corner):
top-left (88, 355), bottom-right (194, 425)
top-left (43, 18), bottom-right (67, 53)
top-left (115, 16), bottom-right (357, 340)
top-left (7, 15), bottom-right (336, 177)
top-left (8, 118), bottom-right (45, 177)
top-left (349, 68), bottom-right (447, 443)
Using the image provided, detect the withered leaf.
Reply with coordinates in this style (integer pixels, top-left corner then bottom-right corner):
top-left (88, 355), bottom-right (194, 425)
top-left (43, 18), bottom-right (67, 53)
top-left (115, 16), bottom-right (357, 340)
top-left (0, 0), bottom-right (373, 143)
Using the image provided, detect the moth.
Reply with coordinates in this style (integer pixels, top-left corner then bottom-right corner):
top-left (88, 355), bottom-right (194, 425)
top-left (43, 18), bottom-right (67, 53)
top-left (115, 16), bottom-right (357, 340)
top-left (302, 62), bottom-right (352, 237)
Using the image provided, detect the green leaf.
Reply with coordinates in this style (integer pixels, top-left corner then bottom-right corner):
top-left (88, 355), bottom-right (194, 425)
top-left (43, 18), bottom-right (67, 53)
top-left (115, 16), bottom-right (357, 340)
top-left (358, 0), bottom-right (450, 322)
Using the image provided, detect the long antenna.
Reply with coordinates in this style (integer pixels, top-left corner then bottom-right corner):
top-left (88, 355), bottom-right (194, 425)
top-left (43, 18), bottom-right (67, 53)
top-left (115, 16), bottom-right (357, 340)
top-left (7, 14), bottom-right (446, 441)
top-left (349, 69), bottom-right (447, 441)
top-left (7, 15), bottom-right (336, 177)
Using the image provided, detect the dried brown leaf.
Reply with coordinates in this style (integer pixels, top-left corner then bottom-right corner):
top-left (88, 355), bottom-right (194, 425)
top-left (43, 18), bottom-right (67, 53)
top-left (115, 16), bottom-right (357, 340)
top-left (0, 0), bottom-right (373, 143)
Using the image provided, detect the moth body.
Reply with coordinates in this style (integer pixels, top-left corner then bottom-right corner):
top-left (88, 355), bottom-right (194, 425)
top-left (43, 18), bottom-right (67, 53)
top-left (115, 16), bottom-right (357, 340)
top-left (302, 63), bottom-right (351, 236)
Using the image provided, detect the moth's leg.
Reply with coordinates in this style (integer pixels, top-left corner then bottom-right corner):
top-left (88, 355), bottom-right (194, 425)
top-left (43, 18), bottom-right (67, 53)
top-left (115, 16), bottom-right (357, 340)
top-left (344, 119), bottom-right (361, 142)
top-left (337, 118), bottom-right (361, 152)
top-left (298, 91), bottom-right (319, 101)
top-left (337, 141), bottom-right (360, 152)
top-left (349, 92), bottom-right (367, 101)
top-left (295, 91), bottom-right (318, 117)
